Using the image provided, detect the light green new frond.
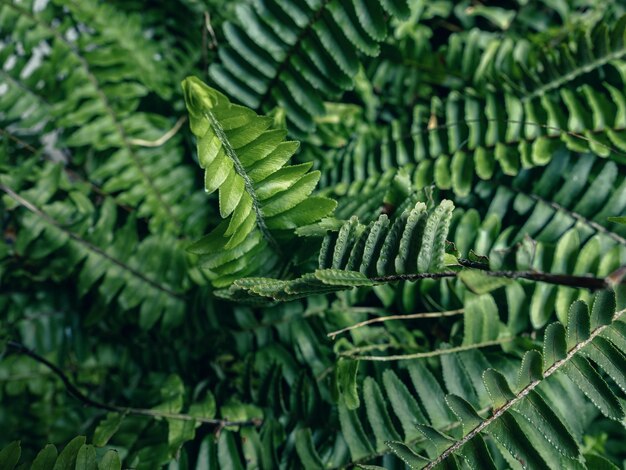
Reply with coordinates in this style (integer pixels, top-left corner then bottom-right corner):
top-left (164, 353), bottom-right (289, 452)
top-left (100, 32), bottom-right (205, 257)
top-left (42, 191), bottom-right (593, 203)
top-left (183, 76), bottom-right (336, 287)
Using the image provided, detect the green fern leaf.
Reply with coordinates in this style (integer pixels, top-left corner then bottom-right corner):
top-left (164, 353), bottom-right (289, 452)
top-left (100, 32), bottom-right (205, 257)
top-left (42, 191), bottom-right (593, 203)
top-left (338, 403), bottom-right (375, 461)
top-left (363, 377), bottom-right (401, 451)
top-left (382, 370), bottom-right (427, 441)
top-left (182, 76), bottom-right (335, 286)
top-left (385, 441), bottom-right (430, 469)
top-left (209, 0), bottom-right (413, 132)
top-left (295, 429), bottom-right (325, 470)
top-left (220, 198), bottom-right (455, 300)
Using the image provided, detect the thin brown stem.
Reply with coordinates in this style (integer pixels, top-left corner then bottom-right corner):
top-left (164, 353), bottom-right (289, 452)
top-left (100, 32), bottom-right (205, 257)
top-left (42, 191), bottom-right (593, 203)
top-left (327, 308), bottom-right (464, 339)
top-left (370, 272), bottom-right (458, 282)
top-left (128, 116), bottom-right (187, 147)
top-left (6, 341), bottom-right (260, 428)
top-left (204, 12), bottom-right (218, 49)
top-left (374, 263), bottom-right (620, 291)
top-left (341, 338), bottom-right (512, 361)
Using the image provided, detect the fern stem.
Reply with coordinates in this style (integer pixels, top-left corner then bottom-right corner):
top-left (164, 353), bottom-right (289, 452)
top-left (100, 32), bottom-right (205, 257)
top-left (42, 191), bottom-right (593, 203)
top-left (424, 307), bottom-right (626, 469)
top-left (477, 269), bottom-right (612, 289)
top-left (5, 341), bottom-right (260, 428)
top-left (514, 190), bottom-right (626, 246)
top-left (522, 47), bottom-right (626, 102)
top-left (370, 272), bottom-right (458, 282)
top-left (345, 407), bottom-right (492, 469)
top-left (0, 184), bottom-right (183, 299)
top-left (327, 308), bottom-right (464, 339)
top-left (376, 264), bottom-right (619, 290)
top-left (340, 338), bottom-right (512, 361)
top-left (400, 117), bottom-right (626, 163)
top-left (0, 127), bottom-right (39, 154)
top-left (128, 116), bottom-right (188, 147)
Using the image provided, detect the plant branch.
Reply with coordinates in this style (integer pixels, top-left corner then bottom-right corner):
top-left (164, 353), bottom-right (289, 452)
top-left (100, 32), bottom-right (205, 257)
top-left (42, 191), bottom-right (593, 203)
top-left (327, 308), bottom-right (464, 339)
top-left (340, 338), bottom-right (512, 361)
top-left (370, 272), bottom-right (458, 282)
top-left (5, 341), bottom-right (261, 429)
top-left (204, 11), bottom-right (218, 49)
top-left (128, 116), bottom-right (187, 147)
top-left (374, 263), bottom-right (622, 291)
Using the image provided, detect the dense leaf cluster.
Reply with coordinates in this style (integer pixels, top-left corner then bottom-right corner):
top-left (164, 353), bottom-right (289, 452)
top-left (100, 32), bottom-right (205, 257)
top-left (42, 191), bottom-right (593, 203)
top-left (2, 0), bottom-right (626, 469)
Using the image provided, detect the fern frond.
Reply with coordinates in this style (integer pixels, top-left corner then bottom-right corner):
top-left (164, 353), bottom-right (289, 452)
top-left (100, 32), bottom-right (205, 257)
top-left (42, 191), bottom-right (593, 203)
top-left (182, 77), bottom-right (336, 287)
top-left (102, 0), bottom-right (207, 87)
top-left (321, 16), bottom-right (626, 196)
top-left (478, 152), bottom-right (626, 248)
top-left (368, 27), bottom-right (529, 107)
top-left (409, 293), bottom-right (626, 469)
top-left (473, 152), bottom-right (626, 327)
top-left (219, 198), bottom-right (454, 301)
top-left (209, 0), bottom-right (411, 133)
top-left (303, 292), bottom-right (624, 469)
top-left (1, 0), bottom-right (202, 233)
top-left (362, 82), bottom-right (626, 198)
top-left (518, 16), bottom-right (626, 100)
top-left (1, 161), bottom-right (187, 329)
top-left (54, 0), bottom-right (174, 98)
top-left (347, 151), bottom-right (626, 337)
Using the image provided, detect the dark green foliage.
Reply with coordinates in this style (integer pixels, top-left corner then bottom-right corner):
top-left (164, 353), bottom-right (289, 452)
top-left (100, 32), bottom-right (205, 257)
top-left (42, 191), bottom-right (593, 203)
top-left (0, 438), bottom-right (121, 470)
top-left (3, 0), bottom-right (626, 469)
top-left (209, 0), bottom-right (411, 133)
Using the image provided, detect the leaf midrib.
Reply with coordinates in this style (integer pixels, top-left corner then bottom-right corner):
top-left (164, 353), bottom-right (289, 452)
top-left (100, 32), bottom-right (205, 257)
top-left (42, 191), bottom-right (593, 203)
top-left (203, 110), bottom-right (279, 250)
top-left (424, 307), bottom-right (626, 469)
